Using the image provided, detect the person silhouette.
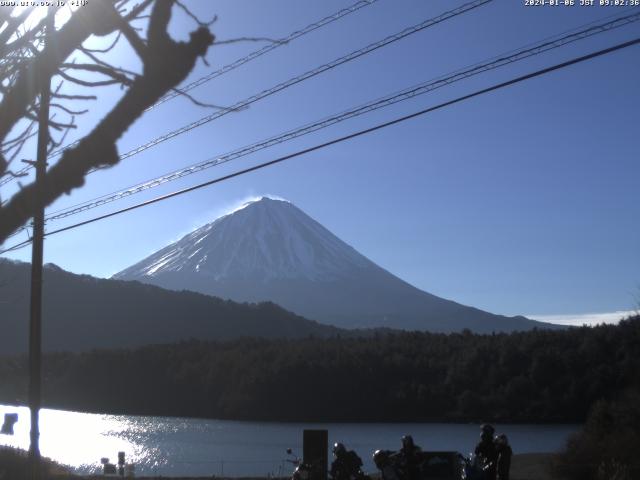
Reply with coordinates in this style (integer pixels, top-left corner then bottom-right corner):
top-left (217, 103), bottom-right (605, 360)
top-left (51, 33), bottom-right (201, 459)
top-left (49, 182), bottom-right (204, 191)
top-left (494, 434), bottom-right (512, 480)
top-left (474, 424), bottom-right (497, 480)
top-left (398, 435), bottom-right (422, 480)
top-left (330, 442), bottom-right (364, 480)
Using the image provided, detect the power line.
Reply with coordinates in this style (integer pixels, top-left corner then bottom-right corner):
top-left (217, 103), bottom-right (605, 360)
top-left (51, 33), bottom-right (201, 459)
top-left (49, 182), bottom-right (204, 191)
top-left (0, 0), bottom-right (381, 187)
top-left (94, 0), bottom-right (492, 168)
top-left (2, 35), bottom-right (638, 255)
top-left (0, 0), bottom-right (486, 187)
top-left (0, 238), bottom-right (32, 254)
top-left (39, 10), bottom-right (640, 224)
top-left (0, 0), bottom-right (492, 188)
top-left (148, 0), bottom-right (381, 110)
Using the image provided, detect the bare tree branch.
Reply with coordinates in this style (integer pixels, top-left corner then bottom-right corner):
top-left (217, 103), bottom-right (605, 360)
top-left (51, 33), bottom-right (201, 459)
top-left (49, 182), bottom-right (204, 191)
top-left (0, 0), bottom-right (214, 243)
top-left (60, 62), bottom-right (135, 85)
top-left (0, 1), bottom-right (125, 176)
top-left (0, 7), bottom-right (36, 51)
top-left (50, 103), bottom-right (89, 116)
top-left (118, 19), bottom-right (148, 59)
top-left (48, 117), bottom-right (75, 151)
top-left (79, 47), bottom-right (140, 78)
top-left (24, 111), bottom-right (75, 132)
top-left (123, 0), bottom-right (155, 21)
top-left (51, 92), bottom-right (98, 101)
top-left (2, 120), bottom-right (37, 151)
top-left (81, 31), bottom-right (123, 54)
top-left (56, 69), bottom-right (126, 88)
top-left (175, 1), bottom-right (217, 27)
top-left (169, 86), bottom-right (230, 110)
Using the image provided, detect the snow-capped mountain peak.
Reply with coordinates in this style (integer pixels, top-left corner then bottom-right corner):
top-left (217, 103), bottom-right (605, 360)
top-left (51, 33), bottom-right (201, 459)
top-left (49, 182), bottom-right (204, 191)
top-left (115, 196), bottom-right (548, 333)
top-left (116, 197), bottom-right (371, 282)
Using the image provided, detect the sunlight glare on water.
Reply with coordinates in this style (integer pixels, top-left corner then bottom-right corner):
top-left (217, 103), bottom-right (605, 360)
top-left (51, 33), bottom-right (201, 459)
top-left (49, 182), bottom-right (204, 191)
top-left (1, 404), bottom-right (579, 477)
top-left (0, 405), bottom-right (152, 474)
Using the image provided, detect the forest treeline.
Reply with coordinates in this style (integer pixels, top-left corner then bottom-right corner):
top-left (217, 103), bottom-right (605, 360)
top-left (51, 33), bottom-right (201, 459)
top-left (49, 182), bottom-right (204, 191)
top-left (0, 315), bottom-right (638, 422)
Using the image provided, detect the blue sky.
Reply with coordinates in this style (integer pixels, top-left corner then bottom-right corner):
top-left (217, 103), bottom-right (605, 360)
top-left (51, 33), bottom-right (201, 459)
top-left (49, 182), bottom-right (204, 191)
top-left (1, 0), bottom-right (639, 321)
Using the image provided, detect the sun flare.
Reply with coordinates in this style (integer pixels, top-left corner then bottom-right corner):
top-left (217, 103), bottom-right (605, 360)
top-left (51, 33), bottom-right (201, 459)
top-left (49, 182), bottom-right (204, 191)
top-left (6, 3), bottom-right (76, 33)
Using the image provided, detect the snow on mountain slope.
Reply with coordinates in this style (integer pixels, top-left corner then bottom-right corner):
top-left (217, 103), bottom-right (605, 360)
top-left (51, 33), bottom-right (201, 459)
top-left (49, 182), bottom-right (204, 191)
top-left (114, 197), bottom-right (553, 333)
top-left (117, 197), bottom-right (372, 282)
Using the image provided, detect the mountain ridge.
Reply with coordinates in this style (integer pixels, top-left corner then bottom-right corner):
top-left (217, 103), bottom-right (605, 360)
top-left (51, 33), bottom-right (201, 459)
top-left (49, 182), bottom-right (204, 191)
top-left (115, 196), bottom-right (553, 333)
top-left (0, 257), bottom-right (341, 354)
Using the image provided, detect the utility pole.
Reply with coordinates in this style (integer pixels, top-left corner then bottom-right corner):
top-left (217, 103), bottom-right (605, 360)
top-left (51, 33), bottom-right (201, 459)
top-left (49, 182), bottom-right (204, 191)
top-left (29, 8), bottom-right (53, 480)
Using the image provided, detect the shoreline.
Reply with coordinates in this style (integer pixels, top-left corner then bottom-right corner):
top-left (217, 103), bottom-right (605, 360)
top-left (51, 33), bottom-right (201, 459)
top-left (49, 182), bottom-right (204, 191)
top-left (1, 446), bottom-right (555, 480)
top-left (77, 454), bottom-right (554, 479)
top-left (0, 401), bottom-right (584, 425)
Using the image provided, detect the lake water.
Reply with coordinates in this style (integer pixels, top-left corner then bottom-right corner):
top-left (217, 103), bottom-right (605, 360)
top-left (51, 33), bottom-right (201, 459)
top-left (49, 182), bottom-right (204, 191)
top-left (0, 404), bottom-right (579, 477)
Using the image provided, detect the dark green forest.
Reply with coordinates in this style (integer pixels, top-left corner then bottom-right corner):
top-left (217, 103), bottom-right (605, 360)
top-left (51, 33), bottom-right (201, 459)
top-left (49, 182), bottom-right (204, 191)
top-left (0, 315), bottom-right (638, 423)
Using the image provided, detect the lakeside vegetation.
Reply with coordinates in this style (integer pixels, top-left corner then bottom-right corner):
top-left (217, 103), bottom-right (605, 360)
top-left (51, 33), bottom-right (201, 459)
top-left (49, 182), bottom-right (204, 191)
top-left (0, 315), bottom-right (637, 423)
top-left (552, 390), bottom-right (640, 480)
top-left (0, 446), bottom-right (72, 479)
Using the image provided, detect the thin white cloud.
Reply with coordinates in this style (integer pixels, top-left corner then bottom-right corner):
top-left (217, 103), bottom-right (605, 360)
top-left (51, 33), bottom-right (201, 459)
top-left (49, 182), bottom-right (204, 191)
top-left (223, 194), bottom-right (289, 216)
top-left (197, 194), bottom-right (290, 228)
top-left (529, 310), bottom-right (637, 327)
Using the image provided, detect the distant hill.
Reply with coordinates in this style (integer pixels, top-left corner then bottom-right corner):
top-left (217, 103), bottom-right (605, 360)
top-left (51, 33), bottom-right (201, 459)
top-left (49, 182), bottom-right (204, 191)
top-left (115, 196), bottom-right (553, 333)
top-left (0, 258), bottom-right (340, 354)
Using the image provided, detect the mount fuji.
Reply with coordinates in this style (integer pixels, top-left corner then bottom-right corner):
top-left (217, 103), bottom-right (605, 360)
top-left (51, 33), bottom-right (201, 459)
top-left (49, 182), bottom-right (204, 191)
top-left (114, 197), bottom-right (549, 333)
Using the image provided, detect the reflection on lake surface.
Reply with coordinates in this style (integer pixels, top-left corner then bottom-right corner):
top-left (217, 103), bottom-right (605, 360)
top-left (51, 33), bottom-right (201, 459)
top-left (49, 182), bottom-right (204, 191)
top-left (0, 404), bottom-right (579, 477)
